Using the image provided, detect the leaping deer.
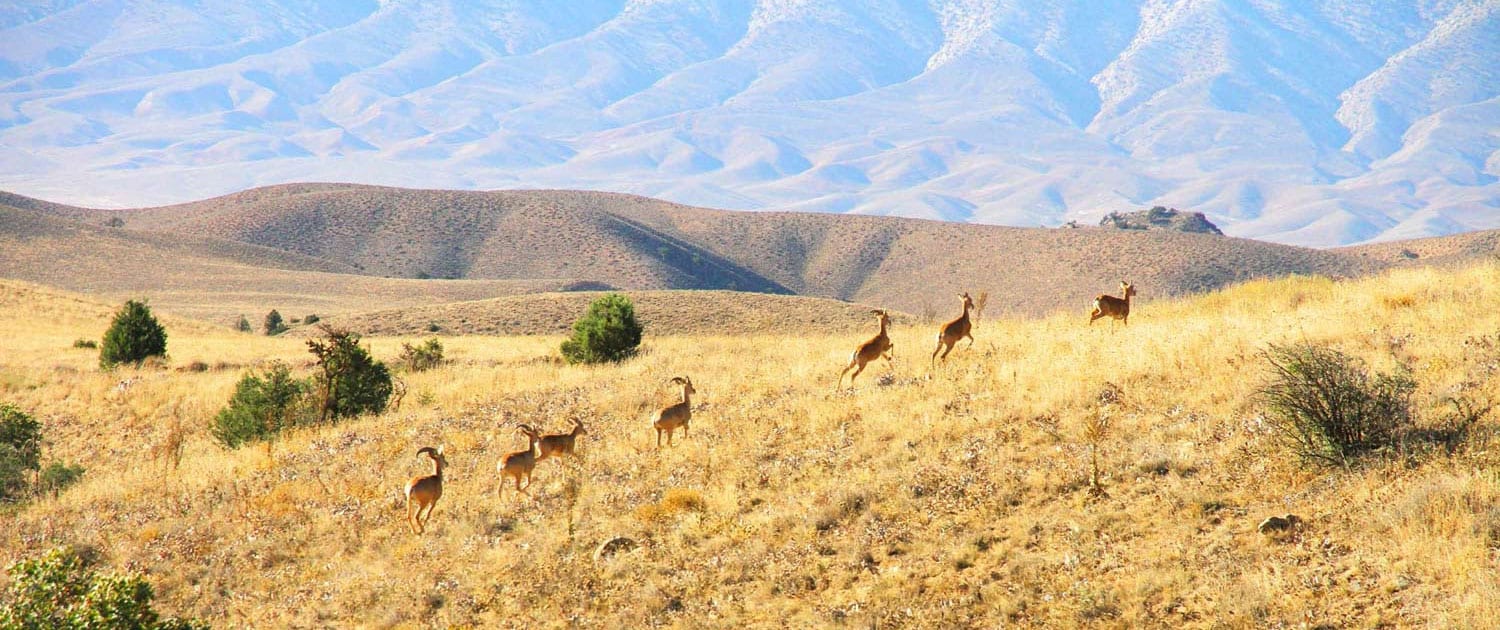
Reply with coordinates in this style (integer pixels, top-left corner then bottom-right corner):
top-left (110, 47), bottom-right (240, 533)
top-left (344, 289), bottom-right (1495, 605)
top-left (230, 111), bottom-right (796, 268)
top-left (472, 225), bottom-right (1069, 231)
top-left (837, 309), bottom-right (894, 389)
top-left (1089, 281), bottom-right (1137, 326)
top-left (931, 292), bottom-right (975, 364)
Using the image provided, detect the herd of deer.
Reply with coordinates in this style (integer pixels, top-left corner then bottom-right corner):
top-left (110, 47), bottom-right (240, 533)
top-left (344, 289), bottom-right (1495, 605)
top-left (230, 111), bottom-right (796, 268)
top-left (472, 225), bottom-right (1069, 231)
top-left (403, 281), bottom-right (1136, 534)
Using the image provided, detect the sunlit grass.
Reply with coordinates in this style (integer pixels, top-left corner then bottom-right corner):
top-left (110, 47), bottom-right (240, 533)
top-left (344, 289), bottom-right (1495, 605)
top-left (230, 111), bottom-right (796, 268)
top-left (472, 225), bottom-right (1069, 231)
top-left (1, 265), bottom-right (1498, 626)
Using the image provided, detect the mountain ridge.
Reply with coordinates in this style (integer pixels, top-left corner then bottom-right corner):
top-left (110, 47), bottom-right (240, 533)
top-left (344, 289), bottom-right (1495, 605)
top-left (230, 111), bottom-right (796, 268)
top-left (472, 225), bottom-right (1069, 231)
top-left (1, 1), bottom-right (1497, 246)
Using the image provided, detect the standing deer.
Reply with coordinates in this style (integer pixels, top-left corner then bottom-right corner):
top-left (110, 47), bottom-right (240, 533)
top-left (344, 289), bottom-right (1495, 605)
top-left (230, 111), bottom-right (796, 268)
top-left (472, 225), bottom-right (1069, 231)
top-left (538, 418), bottom-right (588, 462)
top-left (497, 425), bottom-right (541, 500)
top-left (837, 309), bottom-right (894, 389)
top-left (1089, 281), bottom-right (1137, 326)
top-left (404, 446), bottom-right (448, 535)
top-left (931, 292), bottom-right (975, 364)
top-left (652, 377), bottom-right (696, 447)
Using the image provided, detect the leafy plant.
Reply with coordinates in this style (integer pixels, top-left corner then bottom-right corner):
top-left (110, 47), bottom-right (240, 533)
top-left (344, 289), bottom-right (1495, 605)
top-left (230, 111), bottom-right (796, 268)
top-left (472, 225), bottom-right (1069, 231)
top-left (1258, 342), bottom-right (1416, 467)
top-left (0, 403), bottom-right (42, 502)
top-left (307, 325), bottom-right (392, 422)
top-left (0, 546), bottom-right (207, 629)
top-left (560, 293), bottom-right (644, 364)
top-left (398, 338), bottom-right (445, 372)
top-left (99, 300), bottom-right (167, 369)
top-left (263, 310), bottom-right (287, 336)
top-left (70, 339), bottom-right (96, 349)
top-left (36, 462), bottom-right (85, 499)
top-left (235, 315), bottom-right (252, 333)
top-left (210, 361), bottom-right (312, 449)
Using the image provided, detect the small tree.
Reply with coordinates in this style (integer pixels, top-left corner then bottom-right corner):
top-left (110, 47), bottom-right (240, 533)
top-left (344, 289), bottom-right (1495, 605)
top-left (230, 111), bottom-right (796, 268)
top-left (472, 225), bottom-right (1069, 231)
top-left (235, 315), bottom-right (252, 333)
top-left (0, 404), bottom-right (42, 502)
top-left (210, 361), bottom-right (311, 449)
top-left (99, 300), bottom-right (167, 369)
top-left (263, 310), bottom-right (287, 336)
top-left (398, 338), bottom-right (445, 372)
top-left (561, 293), bottom-right (644, 364)
top-left (306, 325), bottom-right (392, 422)
top-left (0, 547), bottom-right (207, 629)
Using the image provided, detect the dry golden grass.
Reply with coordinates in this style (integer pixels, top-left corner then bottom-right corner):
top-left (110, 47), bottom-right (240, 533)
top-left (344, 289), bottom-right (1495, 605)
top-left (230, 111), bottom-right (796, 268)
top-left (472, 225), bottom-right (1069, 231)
top-left (304, 290), bottom-right (917, 337)
top-left (2, 265), bottom-right (1498, 627)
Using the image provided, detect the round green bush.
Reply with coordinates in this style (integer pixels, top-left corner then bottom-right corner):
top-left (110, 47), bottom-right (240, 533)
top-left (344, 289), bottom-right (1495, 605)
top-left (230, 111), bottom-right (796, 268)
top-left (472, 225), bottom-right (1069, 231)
top-left (561, 293), bottom-right (643, 364)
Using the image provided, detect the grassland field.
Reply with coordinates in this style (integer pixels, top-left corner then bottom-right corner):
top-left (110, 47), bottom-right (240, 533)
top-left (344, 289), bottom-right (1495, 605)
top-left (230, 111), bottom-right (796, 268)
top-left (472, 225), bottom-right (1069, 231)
top-left (1, 264), bottom-right (1498, 628)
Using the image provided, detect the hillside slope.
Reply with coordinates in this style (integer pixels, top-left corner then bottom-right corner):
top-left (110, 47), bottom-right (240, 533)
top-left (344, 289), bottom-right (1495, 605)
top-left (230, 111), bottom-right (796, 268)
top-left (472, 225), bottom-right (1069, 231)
top-left (0, 203), bottom-right (579, 325)
top-left (0, 265), bottom-right (1495, 627)
top-left (10, 184), bottom-right (1381, 317)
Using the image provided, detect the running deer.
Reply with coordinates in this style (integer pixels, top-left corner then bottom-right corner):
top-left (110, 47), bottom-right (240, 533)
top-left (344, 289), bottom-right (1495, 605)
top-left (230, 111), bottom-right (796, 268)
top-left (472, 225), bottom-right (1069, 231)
top-left (497, 425), bottom-right (541, 499)
top-left (837, 309), bottom-right (894, 389)
top-left (538, 418), bottom-right (588, 462)
top-left (931, 292), bottom-right (975, 364)
top-left (652, 377), bottom-right (696, 447)
top-left (1089, 281), bottom-right (1137, 326)
top-left (404, 446), bottom-right (447, 534)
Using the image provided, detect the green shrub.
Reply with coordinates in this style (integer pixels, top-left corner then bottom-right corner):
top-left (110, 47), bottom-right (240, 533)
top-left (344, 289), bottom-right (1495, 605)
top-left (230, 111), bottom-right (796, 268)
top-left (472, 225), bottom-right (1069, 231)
top-left (561, 293), bottom-right (643, 364)
top-left (304, 314), bottom-right (320, 325)
top-left (99, 300), bottom-right (166, 369)
top-left (0, 546), bottom-right (207, 629)
top-left (263, 310), bottom-right (287, 336)
top-left (210, 361), bottom-right (312, 449)
top-left (307, 326), bottom-right (392, 422)
top-left (1258, 342), bottom-right (1416, 467)
top-left (70, 339), bottom-right (96, 349)
top-left (0, 404), bottom-right (42, 502)
top-left (398, 338), bottom-right (445, 372)
top-left (36, 462), bottom-right (84, 498)
top-left (235, 315), bottom-right (252, 333)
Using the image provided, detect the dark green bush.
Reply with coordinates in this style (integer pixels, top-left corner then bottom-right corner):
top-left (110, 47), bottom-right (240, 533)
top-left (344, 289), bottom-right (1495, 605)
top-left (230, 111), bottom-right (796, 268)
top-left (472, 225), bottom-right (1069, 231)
top-left (561, 293), bottom-right (643, 364)
top-left (1258, 342), bottom-right (1416, 467)
top-left (304, 313), bottom-right (320, 325)
top-left (36, 462), bottom-right (85, 499)
top-left (263, 310), bottom-right (287, 336)
top-left (398, 338), bottom-right (445, 372)
top-left (210, 361), bottom-right (312, 449)
top-left (0, 404), bottom-right (42, 502)
top-left (307, 326), bottom-right (392, 422)
top-left (99, 300), bottom-right (166, 369)
top-left (235, 315), bottom-right (252, 333)
top-left (70, 339), bottom-right (96, 349)
top-left (0, 546), bottom-right (207, 629)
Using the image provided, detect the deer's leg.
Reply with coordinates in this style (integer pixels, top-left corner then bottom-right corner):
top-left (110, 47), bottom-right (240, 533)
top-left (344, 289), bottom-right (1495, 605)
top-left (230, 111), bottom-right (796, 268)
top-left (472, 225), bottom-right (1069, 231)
top-left (407, 500), bottom-right (419, 534)
top-left (656, 428), bottom-right (663, 448)
top-left (965, 332), bottom-right (974, 348)
top-left (848, 361), bottom-right (866, 384)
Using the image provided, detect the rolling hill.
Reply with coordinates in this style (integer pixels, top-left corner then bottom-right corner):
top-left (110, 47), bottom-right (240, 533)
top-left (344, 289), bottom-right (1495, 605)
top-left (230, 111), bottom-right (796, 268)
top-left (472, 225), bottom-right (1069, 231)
top-left (5, 184), bottom-right (1385, 322)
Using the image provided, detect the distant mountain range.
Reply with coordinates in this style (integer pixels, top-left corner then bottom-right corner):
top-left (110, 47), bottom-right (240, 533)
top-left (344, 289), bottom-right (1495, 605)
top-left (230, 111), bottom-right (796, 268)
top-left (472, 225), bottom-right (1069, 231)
top-left (1, 1), bottom-right (1497, 247)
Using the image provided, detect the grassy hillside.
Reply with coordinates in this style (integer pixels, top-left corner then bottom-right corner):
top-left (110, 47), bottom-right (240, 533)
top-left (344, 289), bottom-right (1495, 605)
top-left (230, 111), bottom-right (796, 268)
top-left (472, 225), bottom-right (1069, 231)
top-left (8, 184), bottom-right (1381, 316)
top-left (1340, 229), bottom-right (1500, 267)
top-left (0, 206), bottom-right (592, 326)
top-left (1, 265), bottom-right (1496, 627)
top-left (303, 290), bottom-right (917, 337)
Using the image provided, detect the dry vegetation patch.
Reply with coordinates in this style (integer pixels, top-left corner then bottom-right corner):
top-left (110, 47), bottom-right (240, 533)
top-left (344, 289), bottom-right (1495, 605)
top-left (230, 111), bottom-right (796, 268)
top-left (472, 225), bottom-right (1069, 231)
top-left (0, 266), bottom-right (1498, 627)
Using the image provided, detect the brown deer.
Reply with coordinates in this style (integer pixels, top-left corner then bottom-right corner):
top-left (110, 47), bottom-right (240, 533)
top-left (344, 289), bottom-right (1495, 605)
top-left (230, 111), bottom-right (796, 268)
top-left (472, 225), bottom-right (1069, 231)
top-left (652, 377), bottom-right (696, 447)
top-left (537, 418), bottom-right (588, 462)
top-left (404, 446), bottom-right (448, 534)
top-left (931, 292), bottom-right (975, 364)
top-left (1089, 281), bottom-right (1137, 326)
top-left (497, 424), bottom-right (541, 500)
top-left (837, 309), bottom-right (894, 389)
